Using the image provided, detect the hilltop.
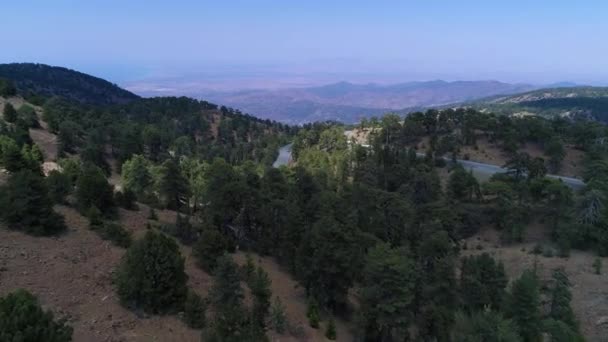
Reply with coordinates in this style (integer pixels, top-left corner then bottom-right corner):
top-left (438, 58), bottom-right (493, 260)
top-left (0, 63), bottom-right (140, 105)
top-left (471, 86), bottom-right (608, 123)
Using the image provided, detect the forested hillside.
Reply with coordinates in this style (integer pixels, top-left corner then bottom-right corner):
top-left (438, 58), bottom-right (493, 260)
top-left (0, 63), bottom-right (140, 105)
top-left (472, 86), bottom-right (608, 123)
top-left (1, 67), bottom-right (608, 341)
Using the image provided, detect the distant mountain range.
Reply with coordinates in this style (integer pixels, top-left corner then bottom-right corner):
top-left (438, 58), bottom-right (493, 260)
top-left (193, 80), bottom-right (576, 124)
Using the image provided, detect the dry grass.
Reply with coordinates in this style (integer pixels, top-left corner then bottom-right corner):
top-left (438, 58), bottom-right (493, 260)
top-left (463, 226), bottom-right (608, 341)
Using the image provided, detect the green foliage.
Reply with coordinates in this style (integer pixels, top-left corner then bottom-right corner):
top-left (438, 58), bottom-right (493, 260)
top-left (3, 102), bottom-right (17, 123)
top-left (46, 170), bottom-right (72, 204)
top-left (506, 270), bottom-right (542, 342)
top-left (549, 268), bottom-right (579, 332)
top-left (147, 207), bottom-right (158, 221)
top-left (90, 221), bottom-right (132, 248)
top-left (325, 317), bottom-right (337, 340)
top-left (249, 266), bottom-right (272, 329)
top-left (306, 300), bottom-right (320, 329)
top-left (16, 104), bottom-right (39, 128)
top-left (593, 257), bottom-right (602, 275)
top-left (160, 158), bottom-right (190, 210)
top-left (296, 214), bottom-right (360, 309)
top-left (114, 189), bottom-right (138, 210)
top-left (0, 170), bottom-right (66, 235)
top-left (193, 226), bottom-right (230, 273)
top-left (115, 231), bottom-right (187, 313)
top-left (121, 154), bottom-right (152, 198)
top-left (0, 289), bottom-right (73, 342)
top-left (460, 253), bottom-right (508, 312)
top-left (451, 311), bottom-right (522, 342)
top-left (0, 78), bottom-right (17, 96)
top-left (542, 318), bottom-right (585, 342)
top-left (269, 297), bottom-right (288, 333)
top-left (75, 163), bottom-right (115, 215)
top-left (205, 255), bottom-right (247, 341)
top-left (183, 290), bottom-right (206, 329)
top-left (359, 243), bottom-right (415, 341)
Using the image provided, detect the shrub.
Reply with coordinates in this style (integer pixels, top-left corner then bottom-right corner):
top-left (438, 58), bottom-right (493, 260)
top-left (193, 227), bottom-right (230, 273)
top-left (115, 231), bottom-right (187, 313)
top-left (3, 102), bottom-right (17, 123)
top-left (306, 300), bottom-right (320, 329)
top-left (148, 207), bottom-right (158, 221)
top-left (593, 258), bottom-right (602, 275)
top-left (269, 297), bottom-right (288, 333)
top-left (183, 290), bottom-right (207, 329)
top-left (75, 163), bottom-right (115, 215)
top-left (0, 170), bottom-right (66, 235)
top-left (0, 289), bottom-right (73, 342)
top-left (93, 222), bottom-right (132, 248)
top-left (46, 170), bottom-right (72, 204)
top-left (325, 317), bottom-right (337, 340)
top-left (86, 206), bottom-right (103, 227)
top-left (114, 189), bottom-right (138, 211)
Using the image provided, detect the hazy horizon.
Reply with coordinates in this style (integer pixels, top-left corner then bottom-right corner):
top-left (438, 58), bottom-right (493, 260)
top-left (2, 1), bottom-right (608, 90)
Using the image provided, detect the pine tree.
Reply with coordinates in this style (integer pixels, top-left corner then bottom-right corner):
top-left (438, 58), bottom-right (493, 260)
top-left (0, 289), bottom-right (73, 342)
top-left (115, 231), bottom-right (187, 313)
top-left (207, 255), bottom-right (247, 341)
top-left (183, 290), bottom-right (207, 329)
top-left (193, 226), bottom-right (229, 273)
top-left (306, 300), bottom-right (320, 328)
top-left (269, 296), bottom-right (288, 333)
top-left (160, 157), bottom-right (190, 210)
top-left (460, 253), bottom-right (508, 311)
top-left (250, 266), bottom-right (272, 329)
top-left (325, 317), bottom-right (337, 340)
top-left (549, 268), bottom-right (578, 331)
top-left (507, 270), bottom-right (542, 342)
top-left (360, 243), bottom-right (415, 341)
top-left (3, 102), bottom-right (17, 123)
top-left (0, 170), bottom-right (66, 235)
top-left (76, 163), bottom-right (115, 215)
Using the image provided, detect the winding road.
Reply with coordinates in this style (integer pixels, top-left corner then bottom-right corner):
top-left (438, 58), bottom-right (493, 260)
top-left (274, 143), bottom-right (585, 190)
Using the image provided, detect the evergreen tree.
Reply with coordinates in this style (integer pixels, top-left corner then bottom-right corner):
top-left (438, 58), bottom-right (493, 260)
top-left (460, 253), bottom-right (508, 311)
top-left (249, 266), bottom-right (272, 329)
top-left (306, 300), bottom-right (320, 329)
top-left (3, 102), bottom-right (17, 123)
top-left (160, 157), bottom-right (190, 210)
top-left (269, 297), bottom-right (288, 333)
top-left (115, 231), bottom-right (187, 313)
top-left (507, 270), bottom-right (542, 342)
top-left (206, 255), bottom-right (247, 341)
top-left (183, 290), bottom-right (207, 329)
top-left (0, 170), bottom-right (66, 235)
top-left (325, 317), bottom-right (337, 340)
top-left (451, 311), bottom-right (522, 342)
top-left (193, 226), bottom-right (230, 273)
top-left (360, 243), bottom-right (415, 341)
top-left (549, 268), bottom-right (578, 331)
top-left (46, 170), bottom-right (72, 204)
top-left (76, 163), bottom-right (115, 215)
top-left (0, 289), bottom-right (73, 342)
top-left (296, 214), bottom-right (359, 309)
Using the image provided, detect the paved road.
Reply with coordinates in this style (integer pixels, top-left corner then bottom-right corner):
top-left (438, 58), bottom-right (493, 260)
top-left (274, 144), bottom-right (585, 190)
top-left (421, 153), bottom-right (586, 190)
top-left (272, 143), bottom-right (293, 168)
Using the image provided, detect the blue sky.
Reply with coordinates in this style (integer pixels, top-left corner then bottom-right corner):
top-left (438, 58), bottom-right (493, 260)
top-left (2, 1), bottom-right (608, 85)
